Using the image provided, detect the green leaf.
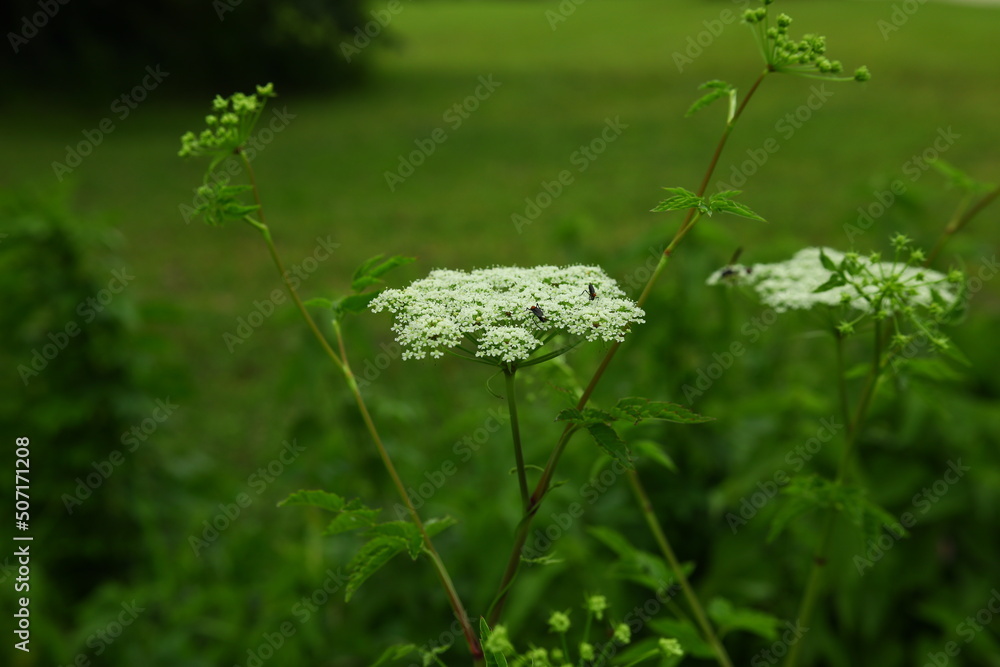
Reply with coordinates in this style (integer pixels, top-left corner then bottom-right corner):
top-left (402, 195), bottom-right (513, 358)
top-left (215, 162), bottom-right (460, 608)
top-left (633, 440), bottom-right (678, 473)
top-left (279, 490), bottom-right (381, 535)
top-left (345, 534), bottom-right (410, 601)
top-left (707, 597), bottom-right (781, 640)
top-left (610, 397), bottom-right (714, 425)
top-left (900, 357), bottom-right (964, 382)
top-left (335, 292), bottom-right (382, 318)
top-left (480, 618), bottom-right (509, 667)
top-left (813, 273), bottom-right (847, 293)
top-left (818, 249), bottom-right (838, 272)
top-left (370, 644), bottom-right (419, 667)
top-left (587, 526), bottom-right (680, 594)
top-left (351, 254), bottom-right (415, 293)
top-left (585, 422), bottom-right (633, 470)
top-left (706, 192), bottom-right (767, 222)
top-left (303, 297), bottom-right (335, 310)
top-left (651, 187), bottom-right (704, 214)
top-left (685, 80), bottom-right (735, 118)
top-left (931, 158), bottom-right (994, 194)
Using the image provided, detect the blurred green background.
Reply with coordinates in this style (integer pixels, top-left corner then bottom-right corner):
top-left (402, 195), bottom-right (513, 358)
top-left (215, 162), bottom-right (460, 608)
top-left (2, 1), bottom-right (999, 665)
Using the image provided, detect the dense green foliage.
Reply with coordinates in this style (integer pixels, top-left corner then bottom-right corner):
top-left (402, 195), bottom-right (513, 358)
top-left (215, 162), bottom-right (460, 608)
top-left (2, 1), bottom-right (999, 665)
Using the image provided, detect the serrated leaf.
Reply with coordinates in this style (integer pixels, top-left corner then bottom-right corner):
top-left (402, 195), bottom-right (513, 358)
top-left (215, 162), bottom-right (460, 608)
top-left (611, 397), bottom-right (714, 425)
top-left (588, 527), bottom-right (678, 594)
top-left (633, 440), bottom-right (678, 473)
top-left (704, 192), bottom-right (765, 223)
top-left (370, 644), bottom-right (419, 667)
top-left (367, 521), bottom-right (424, 559)
top-left (707, 597), bottom-right (781, 640)
top-left (588, 526), bottom-right (637, 559)
top-left (279, 489), bottom-right (352, 512)
top-left (555, 407), bottom-right (616, 425)
top-left (345, 534), bottom-right (410, 601)
top-left (585, 422), bottom-right (633, 470)
top-left (651, 187), bottom-right (704, 213)
top-left (279, 490), bottom-right (381, 535)
top-left (686, 80), bottom-right (735, 118)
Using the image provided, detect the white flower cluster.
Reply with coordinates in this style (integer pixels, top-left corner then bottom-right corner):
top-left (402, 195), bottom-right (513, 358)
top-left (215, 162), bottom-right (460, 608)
top-left (369, 265), bottom-right (645, 363)
top-left (707, 247), bottom-right (959, 314)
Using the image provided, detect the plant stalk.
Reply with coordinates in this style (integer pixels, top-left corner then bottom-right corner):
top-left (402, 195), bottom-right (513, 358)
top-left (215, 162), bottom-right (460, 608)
top-left (783, 320), bottom-right (883, 667)
top-left (240, 152), bottom-right (483, 662)
top-left (504, 366), bottom-right (531, 512)
top-left (487, 72), bottom-right (770, 659)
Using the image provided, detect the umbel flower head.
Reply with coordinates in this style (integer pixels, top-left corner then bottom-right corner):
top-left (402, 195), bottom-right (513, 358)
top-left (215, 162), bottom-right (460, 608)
top-left (707, 245), bottom-right (962, 316)
top-left (369, 265), bottom-right (644, 364)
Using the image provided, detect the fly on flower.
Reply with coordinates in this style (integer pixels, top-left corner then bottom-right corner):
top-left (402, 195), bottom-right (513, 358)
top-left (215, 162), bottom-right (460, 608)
top-left (585, 283), bottom-right (598, 301)
top-left (528, 305), bottom-right (548, 323)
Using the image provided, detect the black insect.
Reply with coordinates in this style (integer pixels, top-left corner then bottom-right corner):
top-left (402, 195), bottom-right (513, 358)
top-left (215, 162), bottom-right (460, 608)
top-left (720, 247), bottom-right (751, 279)
top-left (528, 305), bottom-right (548, 323)
top-left (585, 283), bottom-right (597, 301)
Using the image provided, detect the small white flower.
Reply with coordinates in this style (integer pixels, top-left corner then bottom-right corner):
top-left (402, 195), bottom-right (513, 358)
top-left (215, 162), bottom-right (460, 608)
top-left (369, 265), bottom-right (644, 364)
top-left (707, 247), bottom-right (958, 314)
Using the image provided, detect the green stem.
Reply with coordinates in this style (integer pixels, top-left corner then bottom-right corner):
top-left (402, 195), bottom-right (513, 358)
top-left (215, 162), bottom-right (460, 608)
top-left (239, 152), bottom-right (483, 663)
top-left (626, 470), bottom-right (734, 667)
top-left (486, 74), bottom-right (770, 653)
top-left (783, 320), bottom-right (884, 667)
top-left (504, 366), bottom-right (531, 512)
top-left (925, 183), bottom-right (1000, 266)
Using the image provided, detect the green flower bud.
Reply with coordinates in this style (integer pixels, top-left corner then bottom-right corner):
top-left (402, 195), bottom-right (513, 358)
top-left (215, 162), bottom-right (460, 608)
top-left (585, 595), bottom-right (609, 620)
top-left (658, 638), bottom-right (684, 657)
top-left (854, 66), bottom-right (871, 82)
top-left (613, 623), bottom-right (631, 644)
top-left (776, 13), bottom-right (792, 27)
top-left (548, 611), bottom-right (571, 634)
top-left (579, 643), bottom-right (595, 661)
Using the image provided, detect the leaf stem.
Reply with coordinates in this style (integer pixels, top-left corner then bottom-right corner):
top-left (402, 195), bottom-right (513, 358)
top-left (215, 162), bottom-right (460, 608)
top-left (783, 320), bottom-right (884, 667)
top-left (626, 470), bottom-right (734, 667)
top-left (504, 366), bottom-right (531, 512)
top-left (239, 152), bottom-right (482, 663)
top-left (925, 182), bottom-right (1000, 265)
